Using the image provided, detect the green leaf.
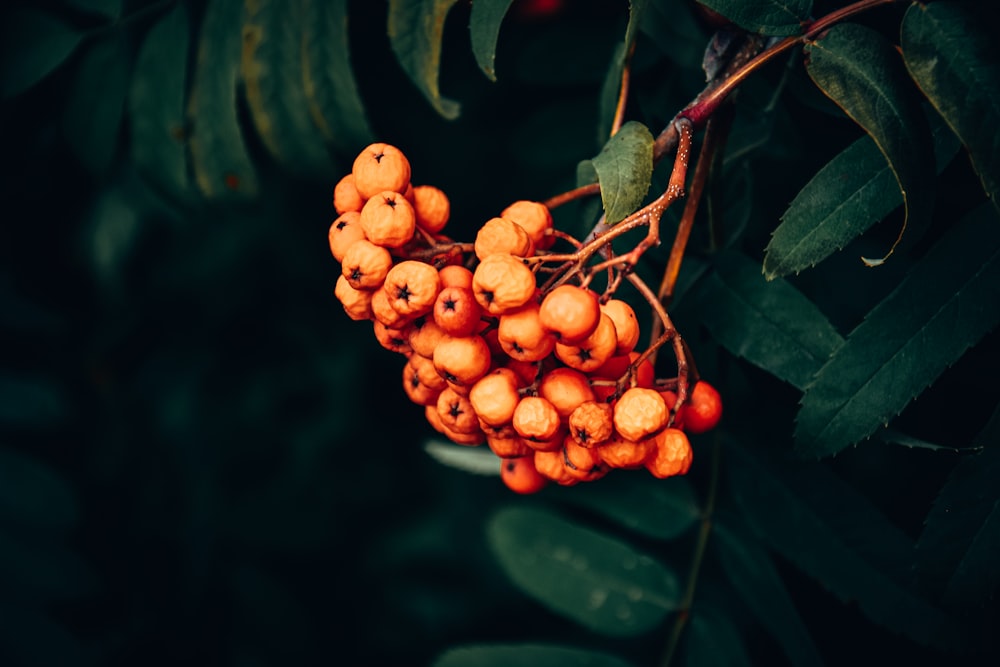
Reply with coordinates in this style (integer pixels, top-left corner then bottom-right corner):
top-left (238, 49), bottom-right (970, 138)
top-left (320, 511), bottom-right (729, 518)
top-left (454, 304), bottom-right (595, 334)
top-left (805, 23), bottom-right (935, 266)
top-left (424, 440), bottom-right (501, 476)
top-left (692, 250), bottom-right (844, 390)
top-left (694, 0), bottom-right (812, 37)
top-left (588, 120), bottom-right (653, 224)
top-left (301, 0), bottom-right (374, 155)
top-left (714, 517), bottom-right (824, 667)
top-left (241, 0), bottom-right (334, 176)
top-left (764, 106), bottom-right (960, 279)
top-left (62, 33), bottom-right (129, 176)
top-left (63, 0), bottom-right (122, 19)
top-left (129, 3), bottom-right (193, 203)
top-left (486, 505), bottom-right (681, 637)
top-left (727, 439), bottom-right (969, 650)
top-left (916, 407), bottom-right (1000, 605)
top-left (388, 0), bottom-right (461, 120)
top-left (432, 643), bottom-right (637, 667)
top-left (795, 203), bottom-right (1000, 458)
top-left (902, 1), bottom-right (1000, 214)
top-left (0, 8), bottom-right (83, 98)
top-left (0, 447), bottom-right (78, 537)
top-left (469, 0), bottom-right (515, 82)
top-left (597, 1), bottom-right (650, 141)
top-left (683, 608), bottom-right (752, 667)
top-left (187, 0), bottom-right (258, 199)
top-left (556, 474), bottom-right (699, 541)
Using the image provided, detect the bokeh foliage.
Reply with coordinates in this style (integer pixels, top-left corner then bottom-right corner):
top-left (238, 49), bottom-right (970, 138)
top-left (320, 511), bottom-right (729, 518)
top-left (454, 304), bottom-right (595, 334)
top-left (1, 0), bottom-right (998, 665)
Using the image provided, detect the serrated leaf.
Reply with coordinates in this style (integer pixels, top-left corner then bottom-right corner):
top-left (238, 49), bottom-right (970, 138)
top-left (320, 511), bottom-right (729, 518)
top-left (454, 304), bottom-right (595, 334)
top-left (877, 428), bottom-right (968, 453)
top-left (62, 33), bottom-right (129, 176)
top-left (902, 2), bottom-right (1000, 215)
top-left (795, 204), bottom-right (1000, 458)
top-left (432, 643), bottom-right (637, 667)
top-left (187, 0), bottom-right (258, 199)
top-left (241, 0), bottom-right (333, 176)
top-left (805, 23), bottom-right (934, 266)
top-left (590, 120), bottom-right (653, 224)
top-left (301, 0), bottom-right (373, 154)
top-left (0, 8), bottom-right (83, 98)
top-left (388, 0), bottom-right (461, 120)
top-left (0, 447), bottom-right (78, 537)
top-left (694, 0), bottom-right (812, 37)
top-left (556, 474), bottom-right (699, 541)
top-left (129, 3), bottom-right (192, 203)
top-left (597, 1), bottom-right (650, 140)
top-left (487, 505), bottom-right (680, 637)
top-left (469, 0), bottom-right (515, 82)
top-left (715, 517), bottom-right (824, 667)
top-left (727, 439), bottom-right (969, 651)
top-left (683, 608), bottom-right (752, 667)
top-left (424, 440), bottom-right (500, 476)
top-left (916, 407), bottom-right (1000, 605)
top-left (63, 0), bottom-right (121, 19)
top-left (693, 250), bottom-right (843, 389)
top-left (764, 106), bottom-right (960, 279)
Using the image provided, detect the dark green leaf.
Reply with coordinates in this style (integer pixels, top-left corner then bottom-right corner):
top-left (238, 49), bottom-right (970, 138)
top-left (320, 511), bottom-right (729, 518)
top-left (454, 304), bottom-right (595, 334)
top-left (877, 428), bottom-right (969, 453)
top-left (902, 1), bottom-right (1000, 214)
top-left (241, 0), bottom-right (334, 176)
top-left (0, 8), bottom-right (83, 98)
top-left (556, 474), bottom-right (699, 541)
top-left (301, 0), bottom-right (374, 155)
top-left (805, 23), bottom-right (934, 266)
top-left (388, 0), bottom-right (461, 120)
top-left (597, 1), bottom-right (650, 140)
top-left (63, 0), bottom-right (121, 19)
top-left (469, 0), bottom-right (515, 82)
top-left (727, 439), bottom-right (969, 650)
top-left (424, 440), bottom-right (501, 476)
top-left (432, 643), bottom-right (637, 667)
top-left (62, 33), bottom-right (129, 176)
top-left (714, 517), bottom-right (824, 667)
top-left (694, 0), bottom-right (812, 37)
top-left (589, 120), bottom-right (653, 224)
top-left (916, 407), bottom-right (1000, 604)
top-left (0, 447), bottom-right (78, 536)
top-left (487, 505), bottom-right (680, 637)
top-left (683, 607), bottom-right (752, 667)
top-left (129, 3), bottom-right (192, 202)
top-left (764, 106), bottom-right (960, 279)
top-left (186, 0), bottom-right (258, 199)
top-left (693, 250), bottom-right (843, 390)
top-left (795, 204), bottom-right (1000, 458)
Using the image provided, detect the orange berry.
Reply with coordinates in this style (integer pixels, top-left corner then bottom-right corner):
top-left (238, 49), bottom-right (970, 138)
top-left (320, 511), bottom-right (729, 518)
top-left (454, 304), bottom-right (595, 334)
top-left (333, 173), bottom-right (365, 214)
top-left (436, 387), bottom-right (482, 435)
top-left (402, 357), bottom-right (443, 406)
top-left (539, 284), bottom-right (601, 344)
top-left (538, 367), bottom-right (596, 418)
top-left (328, 211), bottom-right (366, 262)
top-left (407, 315), bottom-right (449, 358)
top-left (504, 358), bottom-right (541, 386)
top-left (562, 437), bottom-right (608, 482)
top-left (359, 190), bottom-right (417, 248)
top-left (383, 260), bottom-right (441, 317)
top-left (613, 387), bottom-right (668, 442)
top-left (373, 320), bottom-right (412, 355)
top-left (644, 428), bottom-right (693, 478)
top-left (500, 456), bottom-right (548, 494)
top-left (682, 381), bottom-right (723, 434)
top-left (533, 448), bottom-right (578, 485)
top-left (334, 275), bottom-right (374, 321)
top-left (443, 423), bottom-right (487, 446)
top-left (554, 311), bottom-right (618, 372)
top-left (512, 395), bottom-right (562, 443)
top-left (352, 142), bottom-right (411, 200)
top-left (474, 216), bottom-right (533, 259)
top-left (410, 353), bottom-right (448, 392)
top-left (469, 368), bottom-right (522, 427)
top-left (497, 301), bottom-right (557, 363)
top-left (370, 286), bottom-right (409, 328)
top-left (568, 400), bottom-right (614, 447)
top-left (341, 239), bottom-right (392, 290)
top-left (433, 286), bottom-right (483, 337)
top-left (659, 389), bottom-right (685, 430)
top-left (601, 299), bottom-right (640, 356)
top-left (432, 334), bottom-right (493, 387)
top-left (472, 253), bottom-right (537, 316)
top-left (411, 184), bottom-right (450, 233)
top-left (500, 200), bottom-right (553, 250)
top-left (488, 433), bottom-right (533, 458)
top-left (597, 433), bottom-right (656, 469)
top-left (438, 264), bottom-right (474, 290)
top-left (631, 351), bottom-right (655, 388)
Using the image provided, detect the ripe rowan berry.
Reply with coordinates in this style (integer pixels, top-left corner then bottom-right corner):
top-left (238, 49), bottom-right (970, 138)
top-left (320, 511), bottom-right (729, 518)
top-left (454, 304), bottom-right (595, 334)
top-left (644, 428), bottom-right (693, 478)
top-left (512, 395), bottom-right (562, 444)
top-left (352, 142), bottom-right (411, 200)
top-left (341, 239), bottom-right (393, 290)
top-left (497, 301), bottom-right (557, 363)
top-left (472, 253), bottom-right (537, 316)
top-left (411, 184), bottom-right (450, 233)
top-left (328, 212), bottom-right (366, 262)
top-left (500, 200), bottom-right (554, 250)
top-left (533, 448), bottom-right (578, 485)
top-left (538, 367), bottom-right (596, 418)
top-left (659, 389), bottom-right (685, 430)
top-left (383, 260), bottom-right (441, 318)
top-left (407, 316), bottom-right (449, 358)
top-left (682, 381), bottom-right (723, 434)
top-left (370, 286), bottom-right (409, 328)
top-left (360, 190), bottom-right (417, 249)
top-left (432, 334), bottom-right (493, 387)
top-left (500, 456), bottom-right (548, 494)
top-left (469, 368), bottom-right (521, 427)
top-left (334, 275), bottom-right (374, 322)
top-left (568, 400), bottom-right (614, 447)
top-left (562, 437), bottom-right (608, 482)
top-left (554, 311), bottom-right (618, 373)
top-left (373, 320), bottom-right (413, 356)
top-left (613, 387), bottom-right (668, 442)
top-left (488, 433), bottom-right (533, 459)
top-left (438, 264), bottom-right (474, 290)
top-left (436, 387), bottom-right (482, 435)
top-left (402, 357), bottom-right (443, 406)
top-left (474, 217), bottom-right (533, 259)
top-left (601, 299), bottom-right (640, 356)
top-left (433, 286), bottom-right (482, 337)
top-left (539, 284), bottom-right (601, 344)
top-left (333, 173), bottom-right (365, 214)
top-left (596, 433), bottom-right (656, 469)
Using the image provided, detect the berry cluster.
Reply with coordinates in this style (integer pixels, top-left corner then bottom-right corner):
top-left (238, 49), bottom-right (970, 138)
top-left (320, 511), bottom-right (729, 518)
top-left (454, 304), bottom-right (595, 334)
top-left (329, 143), bottom-right (722, 494)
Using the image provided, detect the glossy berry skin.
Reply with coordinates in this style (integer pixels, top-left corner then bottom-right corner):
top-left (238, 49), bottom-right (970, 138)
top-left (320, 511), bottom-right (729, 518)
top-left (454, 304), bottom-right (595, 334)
top-left (501, 456), bottom-right (548, 494)
top-left (682, 381), bottom-right (723, 434)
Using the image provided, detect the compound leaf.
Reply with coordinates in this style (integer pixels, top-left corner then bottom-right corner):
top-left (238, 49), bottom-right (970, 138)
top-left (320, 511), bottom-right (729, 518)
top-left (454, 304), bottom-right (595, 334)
top-left (469, 0), bottom-right (515, 82)
top-left (902, 1), bottom-right (1000, 215)
top-left (805, 23), bottom-right (934, 266)
top-left (795, 203), bottom-right (1000, 458)
top-left (433, 643), bottom-right (636, 667)
top-left (388, 0), bottom-right (461, 120)
top-left (0, 8), bottom-right (83, 98)
top-left (487, 505), bottom-right (680, 637)
top-left (694, 0), bottom-right (812, 37)
top-left (588, 120), bottom-right (653, 224)
top-left (598, 0), bottom-right (650, 140)
top-left (693, 250), bottom-right (844, 390)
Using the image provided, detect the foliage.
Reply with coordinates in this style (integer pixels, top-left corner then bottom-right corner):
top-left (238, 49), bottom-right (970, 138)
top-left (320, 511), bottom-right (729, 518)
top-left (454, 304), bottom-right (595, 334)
top-left (1, 0), bottom-right (998, 665)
